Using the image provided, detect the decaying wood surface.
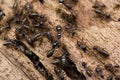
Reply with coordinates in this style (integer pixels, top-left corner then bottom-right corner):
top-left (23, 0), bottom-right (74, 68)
top-left (0, 0), bottom-right (120, 80)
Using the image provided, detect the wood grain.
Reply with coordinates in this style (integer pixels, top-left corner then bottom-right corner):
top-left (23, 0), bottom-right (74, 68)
top-left (0, 0), bottom-right (120, 80)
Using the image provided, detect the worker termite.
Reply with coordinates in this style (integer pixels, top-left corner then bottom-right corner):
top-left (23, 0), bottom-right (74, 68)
top-left (104, 64), bottom-right (113, 71)
top-left (22, 18), bottom-right (29, 25)
top-left (34, 61), bottom-right (54, 80)
top-left (82, 62), bottom-right (92, 77)
top-left (60, 11), bottom-right (76, 24)
top-left (95, 67), bottom-right (104, 78)
top-left (54, 67), bottom-right (64, 80)
top-left (47, 41), bottom-right (59, 57)
top-left (22, 31), bottom-right (33, 46)
top-left (103, 13), bottom-right (111, 19)
top-left (56, 32), bottom-right (62, 39)
top-left (3, 39), bottom-right (53, 80)
top-left (0, 10), bottom-right (5, 20)
top-left (82, 62), bottom-right (87, 68)
top-left (13, 2), bottom-right (18, 14)
top-left (23, 25), bottom-right (34, 33)
top-left (25, 2), bottom-right (31, 13)
top-left (107, 75), bottom-right (113, 80)
top-left (64, 3), bottom-right (72, 9)
top-left (115, 75), bottom-right (120, 80)
top-left (3, 39), bottom-right (26, 51)
top-left (28, 12), bottom-right (39, 19)
top-left (7, 15), bottom-right (16, 24)
top-left (85, 67), bottom-right (92, 77)
top-left (92, 2), bottom-right (106, 9)
top-left (3, 24), bottom-right (11, 30)
top-left (71, 0), bottom-right (78, 4)
top-left (118, 18), bottom-right (120, 21)
top-left (105, 63), bottom-right (120, 72)
top-left (53, 52), bottom-right (86, 80)
top-left (43, 32), bottom-right (54, 43)
top-left (28, 52), bottom-right (39, 62)
top-left (93, 46), bottom-right (109, 58)
top-left (114, 64), bottom-right (120, 68)
top-left (39, 0), bottom-right (44, 4)
top-left (94, 9), bottom-right (103, 15)
top-left (59, 0), bottom-right (64, 3)
top-left (65, 25), bottom-right (75, 36)
top-left (52, 58), bottom-right (61, 65)
top-left (94, 9), bottom-right (111, 20)
top-left (56, 25), bottom-right (62, 39)
top-left (56, 25), bottom-right (62, 32)
top-left (61, 53), bottom-right (70, 67)
top-left (16, 6), bottom-right (24, 23)
top-left (77, 40), bottom-right (87, 52)
top-left (15, 26), bottom-right (23, 40)
top-left (47, 48), bottom-right (55, 58)
top-left (32, 32), bottom-right (43, 42)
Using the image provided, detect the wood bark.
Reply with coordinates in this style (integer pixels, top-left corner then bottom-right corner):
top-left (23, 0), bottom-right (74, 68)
top-left (0, 0), bottom-right (120, 80)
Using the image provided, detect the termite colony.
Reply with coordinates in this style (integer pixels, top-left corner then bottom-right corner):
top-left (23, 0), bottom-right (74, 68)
top-left (0, 0), bottom-right (120, 80)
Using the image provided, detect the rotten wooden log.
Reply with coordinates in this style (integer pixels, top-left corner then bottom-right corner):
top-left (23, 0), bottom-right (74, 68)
top-left (0, 0), bottom-right (120, 80)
